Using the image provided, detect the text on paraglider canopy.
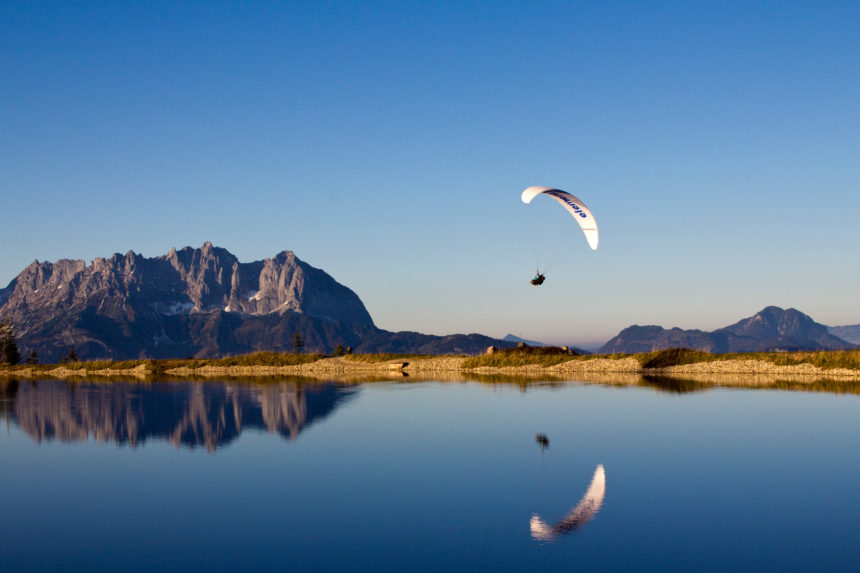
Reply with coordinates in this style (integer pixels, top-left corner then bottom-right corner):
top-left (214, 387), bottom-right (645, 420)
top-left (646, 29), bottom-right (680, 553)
top-left (548, 191), bottom-right (588, 218)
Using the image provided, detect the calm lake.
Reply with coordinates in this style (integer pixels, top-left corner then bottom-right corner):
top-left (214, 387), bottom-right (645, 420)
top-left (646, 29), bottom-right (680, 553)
top-left (2, 377), bottom-right (860, 572)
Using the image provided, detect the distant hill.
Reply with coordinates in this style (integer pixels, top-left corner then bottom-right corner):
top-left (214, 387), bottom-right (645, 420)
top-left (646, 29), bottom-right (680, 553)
top-left (503, 334), bottom-right (548, 347)
top-left (599, 306), bottom-right (858, 354)
top-left (502, 334), bottom-right (592, 354)
top-left (0, 243), bottom-right (516, 361)
top-left (828, 324), bottom-right (860, 345)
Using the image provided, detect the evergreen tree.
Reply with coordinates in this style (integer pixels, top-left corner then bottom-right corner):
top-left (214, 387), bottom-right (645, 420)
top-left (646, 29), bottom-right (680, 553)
top-left (333, 344), bottom-right (345, 356)
top-left (62, 347), bottom-right (79, 364)
top-left (0, 321), bottom-right (8, 364)
top-left (0, 320), bottom-right (21, 365)
top-left (26, 350), bottom-right (38, 365)
top-left (293, 332), bottom-right (305, 354)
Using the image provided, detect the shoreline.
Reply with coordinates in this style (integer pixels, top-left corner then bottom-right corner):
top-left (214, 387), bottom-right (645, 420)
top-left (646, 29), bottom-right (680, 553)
top-left (3, 355), bottom-right (860, 384)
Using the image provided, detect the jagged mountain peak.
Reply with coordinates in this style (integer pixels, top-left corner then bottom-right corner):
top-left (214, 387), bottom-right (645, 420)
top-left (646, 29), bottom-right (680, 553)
top-left (164, 242), bottom-right (238, 266)
top-left (270, 249), bottom-right (296, 259)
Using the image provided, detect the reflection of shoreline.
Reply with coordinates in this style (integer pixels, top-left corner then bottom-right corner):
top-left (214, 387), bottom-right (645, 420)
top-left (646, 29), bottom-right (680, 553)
top-left (7, 380), bottom-right (356, 451)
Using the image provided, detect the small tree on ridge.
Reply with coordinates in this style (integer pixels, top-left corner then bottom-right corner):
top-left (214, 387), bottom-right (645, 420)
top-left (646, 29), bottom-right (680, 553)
top-left (0, 320), bottom-right (21, 365)
top-left (62, 347), bottom-right (79, 364)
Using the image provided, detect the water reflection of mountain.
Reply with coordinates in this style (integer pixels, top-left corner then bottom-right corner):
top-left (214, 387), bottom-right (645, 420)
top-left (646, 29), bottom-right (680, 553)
top-left (6, 380), bottom-right (357, 451)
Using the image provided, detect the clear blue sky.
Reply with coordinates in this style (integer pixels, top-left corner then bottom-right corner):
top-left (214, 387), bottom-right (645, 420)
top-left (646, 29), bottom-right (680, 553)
top-left (2, 1), bottom-right (859, 348)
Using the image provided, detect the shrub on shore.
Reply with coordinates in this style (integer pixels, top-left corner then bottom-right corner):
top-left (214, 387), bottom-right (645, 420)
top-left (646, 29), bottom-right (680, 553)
top-left (638, 348), bottom-right (716, 368)
top-left (462, 346), bottom-right (584, 368)
top-left (208, 352), bottom-right (324, 367)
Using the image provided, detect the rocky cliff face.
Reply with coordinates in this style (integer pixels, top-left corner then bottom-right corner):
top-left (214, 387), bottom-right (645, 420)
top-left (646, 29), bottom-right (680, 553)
top-left (0, 243), bottom-right (375, 361)
top-left (4, 242), bottom-right (373, 324)
top-left (159, 243), bottom-right (373, 323)
top-left (599, 306), bottom-right (858, 354)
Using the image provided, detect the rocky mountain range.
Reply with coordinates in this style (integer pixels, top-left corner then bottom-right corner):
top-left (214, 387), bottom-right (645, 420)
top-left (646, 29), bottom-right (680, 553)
top-left (599, 306), bottom-right (858, 354)
top-left (0, 243), bottom-right (514, 361)
top-left (3, 244), bottom-right (857, 361)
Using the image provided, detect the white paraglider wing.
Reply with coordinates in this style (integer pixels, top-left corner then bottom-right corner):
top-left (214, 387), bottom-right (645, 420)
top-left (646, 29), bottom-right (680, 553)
top-left (521, 186), bottom-right (599, 250)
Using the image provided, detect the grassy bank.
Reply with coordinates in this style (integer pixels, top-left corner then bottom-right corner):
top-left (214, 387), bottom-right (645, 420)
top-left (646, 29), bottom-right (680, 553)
top-left (462, 346), bottom-right (586, 368)
top-left (0, 351), bottom-right (327, 374)
top-left (343, 353), bottom-right (428, 364)
top-left (2, 347), bottom-right (860, 376)
top-left (462, 346), bottom-right (860, 371)
top-left (632, 348), bottom-right (860, 370)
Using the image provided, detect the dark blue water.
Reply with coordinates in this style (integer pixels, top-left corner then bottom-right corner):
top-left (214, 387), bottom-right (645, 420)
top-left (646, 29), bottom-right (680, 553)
top-left (2, 378), bottom-right (860, 572)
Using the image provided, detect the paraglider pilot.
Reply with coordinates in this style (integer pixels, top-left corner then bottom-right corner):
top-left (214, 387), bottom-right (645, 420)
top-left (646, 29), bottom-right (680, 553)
top-left (530, 273), bottom-right (546, 286)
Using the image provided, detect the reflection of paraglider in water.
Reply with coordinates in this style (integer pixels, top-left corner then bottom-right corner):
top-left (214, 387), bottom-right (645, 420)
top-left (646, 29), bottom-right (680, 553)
top-left (521, 186), bottom-right (599, 283)
top-left (530, 464), bottom-right (605, 541)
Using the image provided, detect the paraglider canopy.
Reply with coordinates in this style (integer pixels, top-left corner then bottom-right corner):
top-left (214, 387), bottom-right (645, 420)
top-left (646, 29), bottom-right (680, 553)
top-left (521, 186), bottom-right (599, 250)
